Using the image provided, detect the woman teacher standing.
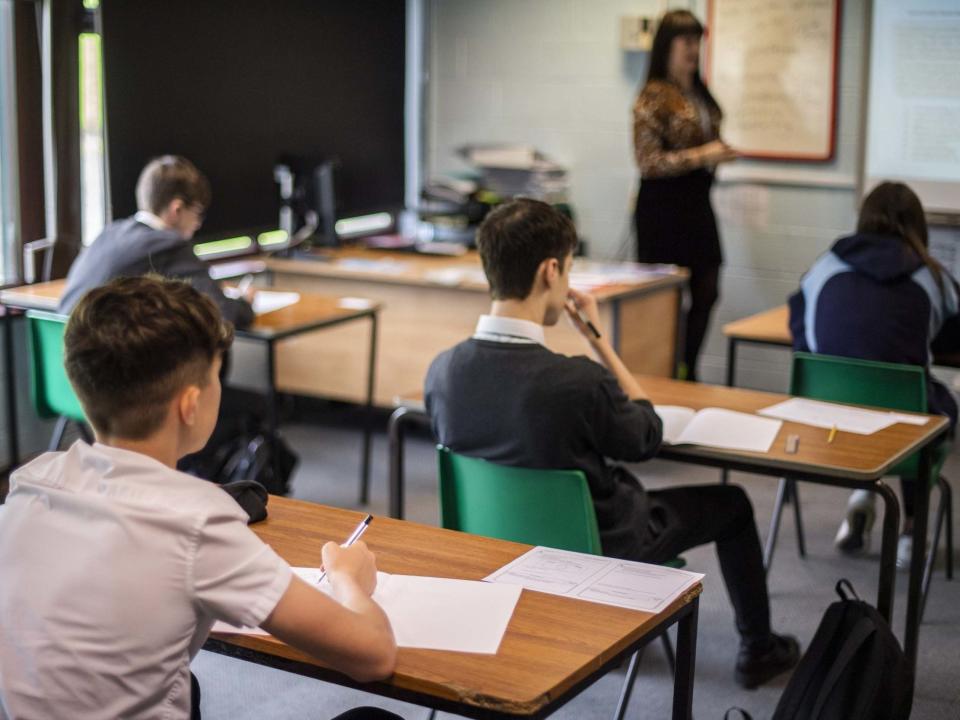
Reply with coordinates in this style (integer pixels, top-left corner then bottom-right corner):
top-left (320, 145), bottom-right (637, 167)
top-left (633, 10), bottom-right (736, 381)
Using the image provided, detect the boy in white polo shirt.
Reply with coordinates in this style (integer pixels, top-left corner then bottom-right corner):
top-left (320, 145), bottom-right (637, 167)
top-left (0, 276), bottom-right (396, 720)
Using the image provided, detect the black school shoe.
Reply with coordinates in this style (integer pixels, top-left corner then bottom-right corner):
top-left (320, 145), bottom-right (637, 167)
top-left (734, 633), bottom-right (801, 690)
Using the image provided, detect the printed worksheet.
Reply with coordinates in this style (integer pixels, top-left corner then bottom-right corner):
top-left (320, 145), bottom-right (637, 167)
top-left (485, 547), bottom-right (703, 614)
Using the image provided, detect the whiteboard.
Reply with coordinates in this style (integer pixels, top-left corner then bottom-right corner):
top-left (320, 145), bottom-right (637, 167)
top-left (706, 0), bottom-right (841, 161)
top-left (862, 0), bottom-right (960, 218)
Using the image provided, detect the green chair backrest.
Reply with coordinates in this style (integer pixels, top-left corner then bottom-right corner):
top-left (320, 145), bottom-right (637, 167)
top-left (437, 447), bottom-right (603, 555)
top-left (790, 352), bottom-right (941, 479)
top-left (26, 310), bottom-right (86, 422)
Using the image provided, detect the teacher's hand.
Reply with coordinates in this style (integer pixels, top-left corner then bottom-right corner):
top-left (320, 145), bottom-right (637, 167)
top-left (698, 140), bottom-right (738, 166)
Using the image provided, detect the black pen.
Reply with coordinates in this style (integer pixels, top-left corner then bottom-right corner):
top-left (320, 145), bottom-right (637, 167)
top-left (317, 514), bottom-right (373, 585)
top-left (569, 301), bottom-right (601, 339)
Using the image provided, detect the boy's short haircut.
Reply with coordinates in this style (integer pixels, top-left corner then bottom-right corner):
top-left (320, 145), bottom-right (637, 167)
top-left (476, 198), bottom-right (578, 300)
top-left (65, 275), bottom-right (233, 439)
top-left (135, 155), bottom-right (212, 215)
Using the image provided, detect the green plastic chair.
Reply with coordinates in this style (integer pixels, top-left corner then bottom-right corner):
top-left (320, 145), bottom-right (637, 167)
top-left (437, 447), bottom-right (681, 720)
top-left (26, 310), bottom-right (90, 450)
top-left (767, 352), bottom-right (953, 619)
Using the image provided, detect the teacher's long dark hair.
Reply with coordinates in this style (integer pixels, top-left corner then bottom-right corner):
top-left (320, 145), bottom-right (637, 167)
top-left (645, 10), bottom-right (721, 116)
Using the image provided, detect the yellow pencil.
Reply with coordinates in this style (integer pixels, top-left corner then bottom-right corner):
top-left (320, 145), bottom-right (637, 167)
top-left (827, 424), bottom-right (838, 444)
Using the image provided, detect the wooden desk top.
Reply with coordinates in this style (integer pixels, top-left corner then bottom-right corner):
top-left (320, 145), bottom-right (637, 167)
top-left (207, 497), bottom-right (701, 717)
top-left (636, 375), bottom-right (949, 482)
top-left (0, 279), bottom-right (377, 341)
top-left (722, 305), bottom-right (790, 344)
top-left (266, 247), bottom-right (688, 303)
top-left (0, 279), bottom-right (63, 312)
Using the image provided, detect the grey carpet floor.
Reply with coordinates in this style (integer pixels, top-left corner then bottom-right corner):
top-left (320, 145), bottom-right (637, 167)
top-left (192, 421), bottom-right (960, 720)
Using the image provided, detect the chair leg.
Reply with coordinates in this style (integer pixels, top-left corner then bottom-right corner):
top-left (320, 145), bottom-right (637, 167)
top-left (660, 630), bottom-right (676, 671)
top-left (920, 483), bottom-right (948, 624)
top-left (48, 416), bottom-right (69, 452)
top-left (425, 710), bottom-right (437, 720)
top-left (612, 650), bottom-right (642, 720)
top-left (764, 478), bottom-right (790, 573)
top-left (789, 481), bottom-right (807, 558)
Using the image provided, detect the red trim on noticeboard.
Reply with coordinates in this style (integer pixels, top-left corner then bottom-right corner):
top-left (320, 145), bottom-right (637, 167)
top-left (704, 0), bottom-right (842, 163)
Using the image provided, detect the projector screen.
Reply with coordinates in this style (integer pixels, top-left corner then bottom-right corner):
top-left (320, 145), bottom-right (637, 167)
top-left (100, 0), bottom-right (405, 238)
top-left (862, 0), bottom-right (960, 217)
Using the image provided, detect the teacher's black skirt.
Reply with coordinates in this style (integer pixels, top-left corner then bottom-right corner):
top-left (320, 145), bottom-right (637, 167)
top-left (634, 168), bottom-right (722, 269)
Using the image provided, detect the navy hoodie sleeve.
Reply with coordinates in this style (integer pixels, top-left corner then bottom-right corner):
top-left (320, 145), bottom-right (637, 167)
top-left (788, 289), bottom-right (809, 351)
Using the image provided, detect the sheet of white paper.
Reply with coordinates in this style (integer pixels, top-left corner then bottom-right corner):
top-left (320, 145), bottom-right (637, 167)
top-left (337, 297), bottom-right (374, 310)
top-left (675, 408), bottom-right (782, 453)
top-left (758, 398), bottom-right (898, 435)
top-left (654, 405), bottom-right (697, 445)
top-left (252, 291), bottom-right (300, 315)
top-left (336, 258), bottom-right (410, 275)
top-left (484, 547), bottom-right (703, 614)
top-left (887, 412), bottom-right (930, 426)
top-left (211, 569), bottom-right (521, 654)
top-left (375, 574), bottom-right (520, 653)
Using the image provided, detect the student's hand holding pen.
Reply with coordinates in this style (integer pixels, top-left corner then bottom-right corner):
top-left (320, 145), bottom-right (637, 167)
top-left (565, 288), bottom-right (603, 344)
top-left (321, 541), bottom-right (379, 599)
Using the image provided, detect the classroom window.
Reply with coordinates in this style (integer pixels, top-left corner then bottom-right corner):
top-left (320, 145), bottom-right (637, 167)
top-left (80, 0), bottom-right (106, 246)
top-left (0, 0), bottom-right (18, 283)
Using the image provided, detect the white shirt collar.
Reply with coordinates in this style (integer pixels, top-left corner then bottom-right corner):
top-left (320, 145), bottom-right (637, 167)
top-left (133, 210), bottom-right (169, 231)
top-left (473, 314), bottom-right (545, 345)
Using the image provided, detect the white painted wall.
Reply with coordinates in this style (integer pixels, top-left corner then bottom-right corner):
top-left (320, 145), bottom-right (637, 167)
top-left (427, 0), bottom-right (960, 390)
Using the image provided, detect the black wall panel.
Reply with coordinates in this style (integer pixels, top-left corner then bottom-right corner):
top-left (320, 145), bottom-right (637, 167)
top-left (102, 0), bottom-right (405, 237)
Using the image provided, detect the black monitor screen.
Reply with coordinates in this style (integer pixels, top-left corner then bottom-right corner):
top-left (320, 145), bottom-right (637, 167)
top-left (101, 0), bottom-right (405, 238)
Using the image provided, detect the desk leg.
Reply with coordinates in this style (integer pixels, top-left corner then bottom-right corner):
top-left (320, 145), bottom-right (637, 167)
top-left (3, 312), bottom-right (19, 470)
top-left (387, 407), bottom-right (408, 520)
top-left (904, 445), bottom-right (932, 673)
top-left (672, 596), bottom-right (698, 720)
top-left (725, 337), bottom-right (738, 387)
top-left (265, 339), bottom-right (282, 489)
top-left (359, 313), bottom-right (378, 506)
top-left (876, 480), bottom-right (901, 623)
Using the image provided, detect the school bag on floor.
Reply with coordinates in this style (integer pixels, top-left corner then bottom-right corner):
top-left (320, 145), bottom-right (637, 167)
top-left (725, 579), bottom-right (911, 720)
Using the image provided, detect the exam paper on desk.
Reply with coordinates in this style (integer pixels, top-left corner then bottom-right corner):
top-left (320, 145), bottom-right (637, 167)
top-left (758, 398), bottom-right (929, 434)
top-left (252, 291), bottom-right (300, 315)
top-left (485, 547), bottom-right (703, 614)
top-left (211, 568), bottom-right (522, 654)
top-left (654, 405), bottom-right (782, 453)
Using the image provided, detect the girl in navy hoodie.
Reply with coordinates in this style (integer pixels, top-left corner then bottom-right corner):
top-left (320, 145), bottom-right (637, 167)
top-left (789, 182), bottom-right (960, 568)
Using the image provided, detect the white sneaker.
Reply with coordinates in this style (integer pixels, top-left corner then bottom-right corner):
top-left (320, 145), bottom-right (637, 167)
top-left (896, 534), bottom-right (913, 571)
top-left (835, 491), bottom-right (875, 555)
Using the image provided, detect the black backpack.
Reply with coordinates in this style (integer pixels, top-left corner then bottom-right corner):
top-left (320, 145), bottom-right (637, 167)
top-left (726, 580), bottom-right (911, 720)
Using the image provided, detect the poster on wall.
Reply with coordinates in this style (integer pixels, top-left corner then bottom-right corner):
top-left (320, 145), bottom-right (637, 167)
top-left (706, 0), bottom-right (841, 161)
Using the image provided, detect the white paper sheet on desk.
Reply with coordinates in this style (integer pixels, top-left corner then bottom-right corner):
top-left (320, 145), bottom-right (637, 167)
top-left (336, 258), bottom-right (410, 275)
top-left (654, 406), bottom-right (782, 453)
top-left (252, 291), bottom-right (300, 315)
top-left (758, 398), bottom-right (900, 434)
top-left (485, 547), bottom-right (703, 614)
top-left (211, 568), bottom-right (521, 654)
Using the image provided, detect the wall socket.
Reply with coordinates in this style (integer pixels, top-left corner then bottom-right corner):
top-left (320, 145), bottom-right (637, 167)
top-left (620, 16), bottom-right (655, 52)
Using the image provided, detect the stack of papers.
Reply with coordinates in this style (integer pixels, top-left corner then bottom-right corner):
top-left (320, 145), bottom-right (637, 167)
top-left (485, 547), bottom-right (703, 614)
top-left (758, 398), bottom-right (930, 435)
top-left (212, 568), bottom-right (521, 654)
top-left (655, 406), bottom-right (783, 453)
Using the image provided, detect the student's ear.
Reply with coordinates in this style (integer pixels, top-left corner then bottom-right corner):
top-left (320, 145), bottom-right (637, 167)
top-left (177, 385), bottom-right (202, 427)
top-left (540, 257), bottom-right (561, 287)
